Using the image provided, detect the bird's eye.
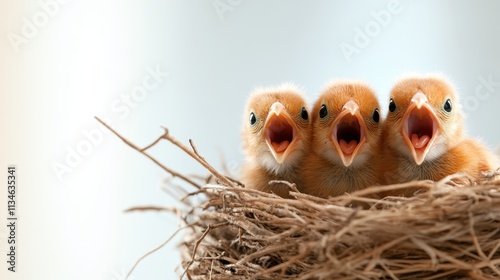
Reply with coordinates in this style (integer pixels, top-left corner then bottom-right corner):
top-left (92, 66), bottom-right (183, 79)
top-left (249, 112), bottom-right (257, 126)
top-left (300, 107), bottom-right (308, 120)
top-left (372, 108), bottom-right (380, 123)
top-left (319, 104), bottom-right (328, 119)
top-left (389, 98), bottom-right (396, 112)
top-left (443, 99), bottom-right (452, 112)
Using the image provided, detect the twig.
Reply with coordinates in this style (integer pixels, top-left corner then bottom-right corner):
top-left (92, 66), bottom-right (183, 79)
top-left (125, 223), bottom-right (195, 280)
top-left (125, 206), bottom-right (179, 213)
top-left (469, 211), bottom-right (488, 261)
top-left (269, 180), bottom-right (299, 193)
top-left (159, 126), bottom-right (235, 188)
top-left (180, 222), bottom-right (230, 279)
top-left (224, 175), bottom-right (245, 187)
top-left (140, 133), bottom-right (164, 152)
top-left (95, 117), bottom-right (202, 190)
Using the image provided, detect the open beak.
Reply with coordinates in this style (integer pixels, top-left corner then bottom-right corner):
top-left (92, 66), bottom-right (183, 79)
top-left (401, 92), bottom-right (441, 165)
top-left (330, 100), bottom-right (367, 167)
top-left (264, 102), bottom-right (299, 164)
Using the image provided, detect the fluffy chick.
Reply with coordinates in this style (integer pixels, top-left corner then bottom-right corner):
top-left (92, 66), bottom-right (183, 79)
top-left (382, 75), bottom-right (499, 195)
top-left (241, 84), bottom-right (311, 198)
top-left (300, 80), bottom-right (384, 198)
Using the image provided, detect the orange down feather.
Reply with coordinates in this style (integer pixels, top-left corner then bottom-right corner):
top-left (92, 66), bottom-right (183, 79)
top-left (241, 84), bottom-right (312, 198)
top-left (300, 80), bottom-right (384, 198)
top-left (381, 74), bottom-right (499, 196)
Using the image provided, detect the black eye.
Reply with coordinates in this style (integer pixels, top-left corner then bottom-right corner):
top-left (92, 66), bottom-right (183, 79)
top-left (249, 112), bottom-right (257, 125)
top-left (389, 98), bottom-right (396, 112)
top-left (300, 107), bottom-right (308, 120)
top-left (444, 99), bottom-right (452, 112)
top-left (319, 104), bottom-right (328, 119)
top-left (372, 108), bottom-right (380, 123)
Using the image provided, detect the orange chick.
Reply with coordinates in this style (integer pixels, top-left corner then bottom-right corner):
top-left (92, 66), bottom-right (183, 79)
top-left (382, 74), bottom-right (499, 194)
top-left (300, 80), bottom-right (384, 198)
top-left (241, 84), bottom-right (312, 198)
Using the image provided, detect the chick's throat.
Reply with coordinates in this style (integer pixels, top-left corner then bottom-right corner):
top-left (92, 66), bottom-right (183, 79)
top-left (401, 92), bottom-right (442, 165)
top-left (330, 100), bottom-right (367, 167)
top-left (263, 102), bottom-right (299, 164)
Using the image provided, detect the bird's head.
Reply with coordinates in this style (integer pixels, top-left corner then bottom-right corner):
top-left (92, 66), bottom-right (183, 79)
top-left (243, 84), bottom-right (311, 173)
top-left (385, 74), bottom-right (463, 165)
top-left (312, 80), bottom-right (382, 167)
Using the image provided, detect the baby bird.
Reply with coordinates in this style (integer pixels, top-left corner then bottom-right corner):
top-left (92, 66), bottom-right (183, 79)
top-left (382, 74), bottom-right (499, 195)
top-left (241, 84), bottom-right (311, 198)
top-left (300, 80), bottom-right (384, 198)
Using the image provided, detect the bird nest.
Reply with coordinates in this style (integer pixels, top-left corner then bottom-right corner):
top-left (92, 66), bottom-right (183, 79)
top-left (96, 118), bottom-right (500, 280)
top-left (179, 177), bottom-right (500, 280)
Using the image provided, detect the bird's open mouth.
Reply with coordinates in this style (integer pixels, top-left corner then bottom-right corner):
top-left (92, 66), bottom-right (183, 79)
top-left (264, 102), bottom-right (298, 164)
top-left (336, 115), bottom-right (362, 156)
top-left (331, 101), bottom-right (367, 167)
top-left (402, 92), bottom-right (441, 165)
top-left (266, 116), bottom-right (295, 153)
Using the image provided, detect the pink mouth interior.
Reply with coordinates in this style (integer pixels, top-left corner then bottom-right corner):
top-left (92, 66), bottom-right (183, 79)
top-left (336, 115), bottom-right (361, 155)
top-left (267, 117), bottom-right (294, 153)
top-left (407, 108), bottom-right (434, 150)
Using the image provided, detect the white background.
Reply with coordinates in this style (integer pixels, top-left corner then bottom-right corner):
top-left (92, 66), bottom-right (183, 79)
top-left (1, 1), bottom-right (500, 279)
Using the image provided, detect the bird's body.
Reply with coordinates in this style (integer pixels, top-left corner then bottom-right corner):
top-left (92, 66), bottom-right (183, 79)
top-left (300, 152), bottom-right (382, 198)
top-left (241, 84), bottom-right (311, 198)
top-left (300, 80), bottom-right (384, 198)
top-left (382, 75), bottom-right (499, 196)
top-left (384, 138), bottom-right (496, 182)
top-left (240, 160), bottom-right (303, 197)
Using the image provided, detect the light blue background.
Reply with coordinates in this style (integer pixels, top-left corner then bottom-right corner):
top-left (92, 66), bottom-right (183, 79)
top-left (2, 1), bottom-right (500, 279)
